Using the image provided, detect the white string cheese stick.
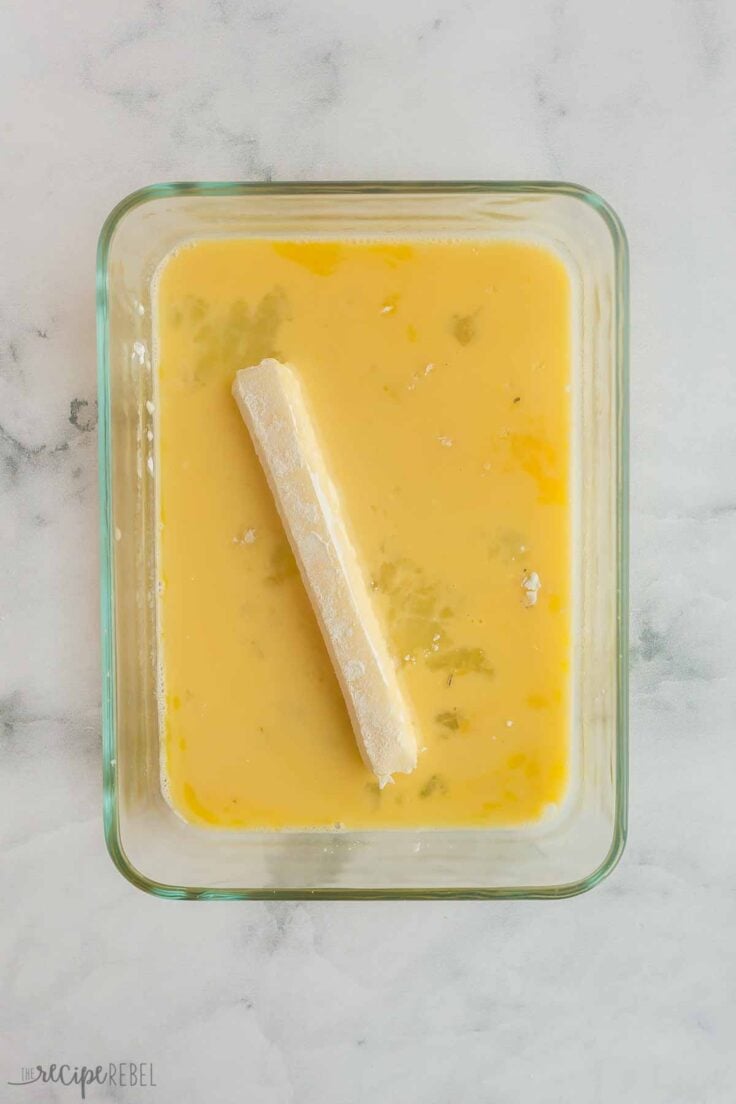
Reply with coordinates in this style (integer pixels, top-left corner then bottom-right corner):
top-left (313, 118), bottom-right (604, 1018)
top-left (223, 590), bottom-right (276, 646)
top-left (232, 359), bottom-right (418, 787)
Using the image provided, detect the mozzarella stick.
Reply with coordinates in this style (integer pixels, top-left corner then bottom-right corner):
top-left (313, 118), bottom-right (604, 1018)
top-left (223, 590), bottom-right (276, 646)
top-left (232, 359), bottom-right (418, 786)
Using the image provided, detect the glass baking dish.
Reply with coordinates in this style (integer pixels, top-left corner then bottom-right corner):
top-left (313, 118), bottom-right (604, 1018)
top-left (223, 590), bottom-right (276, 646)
top-left (97, 181), bottom-right (628, 899)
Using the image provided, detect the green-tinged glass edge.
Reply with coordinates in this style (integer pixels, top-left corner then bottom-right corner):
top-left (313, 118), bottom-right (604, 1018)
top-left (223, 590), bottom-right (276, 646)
top-left (97, 180), bottom-right (629, 901)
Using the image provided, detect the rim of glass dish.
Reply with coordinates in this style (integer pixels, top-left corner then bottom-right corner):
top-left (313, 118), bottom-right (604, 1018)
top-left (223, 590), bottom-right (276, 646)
top-left (97, 180), bottom-right (629, 901)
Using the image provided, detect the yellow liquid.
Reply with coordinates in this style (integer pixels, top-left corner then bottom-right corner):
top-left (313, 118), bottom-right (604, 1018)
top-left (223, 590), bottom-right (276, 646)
top-left (156, 238), bottom-right (572, 829)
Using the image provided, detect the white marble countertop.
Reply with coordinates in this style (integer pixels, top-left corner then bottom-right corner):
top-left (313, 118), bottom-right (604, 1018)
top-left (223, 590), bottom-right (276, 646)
top-left (2, 1), bottom-right (735, 1100)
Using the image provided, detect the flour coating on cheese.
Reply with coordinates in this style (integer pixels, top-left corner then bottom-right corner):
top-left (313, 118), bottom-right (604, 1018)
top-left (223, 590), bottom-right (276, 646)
top-left (232, 359), bottom-right (418, 786)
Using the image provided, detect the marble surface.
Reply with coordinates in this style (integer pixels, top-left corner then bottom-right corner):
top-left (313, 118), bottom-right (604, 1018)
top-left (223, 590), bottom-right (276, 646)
top-left (2, 0), bottom-right (736, 1100)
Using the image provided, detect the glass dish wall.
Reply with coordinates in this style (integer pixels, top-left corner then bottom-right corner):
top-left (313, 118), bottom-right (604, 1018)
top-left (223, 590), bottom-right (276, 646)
top-left (97, 182), bottom-right (628, 899)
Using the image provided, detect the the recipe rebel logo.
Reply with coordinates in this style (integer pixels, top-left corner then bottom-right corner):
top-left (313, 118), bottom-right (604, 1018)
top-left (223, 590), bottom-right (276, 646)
top-left (7, 1062), bottom-right (157, 1098)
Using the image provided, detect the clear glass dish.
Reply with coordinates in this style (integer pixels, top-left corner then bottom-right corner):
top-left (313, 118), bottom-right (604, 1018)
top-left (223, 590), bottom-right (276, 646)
top-left (97, 181), bottom-right (628, 899)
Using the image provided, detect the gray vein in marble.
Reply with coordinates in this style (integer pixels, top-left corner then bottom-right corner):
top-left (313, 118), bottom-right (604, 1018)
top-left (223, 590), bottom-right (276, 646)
top-left (211, 0), bottom-right (235, 23)
top-left (209, 125), bottom-right (271, 177)
top-left (101, 0), bottom-right (167, 59)
top-left (706, 501), bottom-right (736, 517)
top-left (531, 2), bottom-right (574, 171)
top-left (416, 16), bottom-right (445, 43)
top-left (1, 700), bottom-right (100, 755)
top-left (81, 65), bottom-right (162, 115)
top-left (244, 3), bottom-right (287, 24)
top-left (164, 83), bottom-right (274, 178)
top-left (0, 400), bottom-right (96, 483)
top-left (69, 398), bottom-right (98, 432)
top-left (686, 0), bottom-right (725, 76)
top-left (0, 422), bottom-right (46, 469)
top-left (0, 690), bottom-right (23, 742)
top-left (1, 322), bottom-right (56, 377)
top-left (81, 22), bottom-right (163, 117)
top-left (315, 44), bottom-right (343, 108)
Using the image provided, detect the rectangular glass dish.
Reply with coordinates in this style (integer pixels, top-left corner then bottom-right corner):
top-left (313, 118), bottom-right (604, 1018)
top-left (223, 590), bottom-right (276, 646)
top-left (97, 181), bottom-right (628, 899)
